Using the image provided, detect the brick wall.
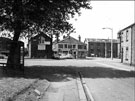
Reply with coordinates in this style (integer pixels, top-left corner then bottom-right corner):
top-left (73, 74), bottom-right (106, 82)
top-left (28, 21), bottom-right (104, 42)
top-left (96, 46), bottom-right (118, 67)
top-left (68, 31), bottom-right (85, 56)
top-left (87, 41), bottom-right (118, 58)
top-left (121, 27), bottom-right (132, 64)
top-left (121, 24), bottom-right (135, 65)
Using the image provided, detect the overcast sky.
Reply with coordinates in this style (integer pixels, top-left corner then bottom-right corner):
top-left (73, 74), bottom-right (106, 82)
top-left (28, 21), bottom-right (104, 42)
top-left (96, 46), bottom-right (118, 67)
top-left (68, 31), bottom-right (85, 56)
top-left (69, 1), bottom-right (135, 42)
top-left (1, 1), bottom-right (134, 47)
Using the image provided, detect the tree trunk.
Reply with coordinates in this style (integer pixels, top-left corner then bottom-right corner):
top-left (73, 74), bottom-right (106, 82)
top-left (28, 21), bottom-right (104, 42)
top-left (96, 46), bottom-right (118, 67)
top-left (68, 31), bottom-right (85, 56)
top-left (7, 21), bottom-right (21, 70)
top-left (6, 0), bottom-right (23, 71)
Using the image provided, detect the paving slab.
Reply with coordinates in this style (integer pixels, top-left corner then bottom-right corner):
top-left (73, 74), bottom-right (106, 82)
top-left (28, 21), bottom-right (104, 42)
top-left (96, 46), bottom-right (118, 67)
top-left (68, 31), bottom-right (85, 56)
top-left (42, 79), bottom-right (80, 101)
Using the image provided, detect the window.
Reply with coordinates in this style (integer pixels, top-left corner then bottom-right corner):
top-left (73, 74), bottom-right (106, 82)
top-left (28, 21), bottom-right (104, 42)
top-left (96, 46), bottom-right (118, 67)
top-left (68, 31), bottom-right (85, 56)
top-left (0, 43), bottom-right (1, 49)
top-left (84, 45), bottom-right (86, 49)
top-left (68, 44), bottom-right (72, 49)
top-left (58, 44), bottom-right (63, 48)
top-left (64, 44), bottom-right (67, 48)
top-left (90, 49), bottom-right (94, 53)
top-left (73, 45), bottom-right (76, 49)
top-left (97, 49), bottom-right (101, 52)
top-left (97, 43), bottom-right (100, 49)
top-left (90, 43), bottom-right (93, 45)
top-left (90, 43), bottom-right (94, 49)
top-left (39, 36), bottom-right (45, 44)
top-left (78, 45), bottom-right (82, 49)
top-left (125, 47), bottom-right (128, 61)
top-left (121, 32), bottom-right (123, 42)
top-left (97, 43), bottom-right (100, 46)
top-left (126, 30), bottom-right (128, 41)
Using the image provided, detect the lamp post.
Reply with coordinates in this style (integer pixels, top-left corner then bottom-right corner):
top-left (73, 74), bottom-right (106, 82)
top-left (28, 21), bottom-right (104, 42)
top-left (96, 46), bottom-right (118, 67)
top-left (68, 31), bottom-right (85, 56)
top-left (102, 27), bottom-right (113, 60)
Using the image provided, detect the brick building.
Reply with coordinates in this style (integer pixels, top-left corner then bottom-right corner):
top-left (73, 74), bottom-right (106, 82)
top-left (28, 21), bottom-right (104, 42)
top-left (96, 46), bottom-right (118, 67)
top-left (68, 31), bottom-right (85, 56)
top-left (117, 23), bottom-right (135, 65)
top-left (84, 38), bottom-right (118, 58)
top-left (53, 35), bottom-right (87, 58)
top-left (28, 32), bottom-right (53, 58)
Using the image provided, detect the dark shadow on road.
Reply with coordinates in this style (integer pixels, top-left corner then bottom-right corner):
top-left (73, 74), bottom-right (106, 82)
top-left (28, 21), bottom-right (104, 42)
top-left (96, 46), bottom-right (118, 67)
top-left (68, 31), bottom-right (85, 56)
top-left (1, 66), bottom-right (135, 82)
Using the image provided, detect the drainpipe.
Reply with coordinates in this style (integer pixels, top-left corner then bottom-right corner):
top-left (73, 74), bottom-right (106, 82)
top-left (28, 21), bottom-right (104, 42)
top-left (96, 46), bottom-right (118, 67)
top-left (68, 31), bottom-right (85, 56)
top-left (130, 27), bottom-right (133, 65)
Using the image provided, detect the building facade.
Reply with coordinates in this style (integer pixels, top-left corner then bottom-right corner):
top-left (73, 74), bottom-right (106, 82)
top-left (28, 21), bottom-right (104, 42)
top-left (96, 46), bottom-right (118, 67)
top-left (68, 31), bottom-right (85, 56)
top-left (84, 38), bottom-right (118, 58)
top-left (28, 32), bottom-right (53, 58)
top-left (53, 36), bottom-right (87, 58)
top-left (117, 23), bottom-right (135, 65)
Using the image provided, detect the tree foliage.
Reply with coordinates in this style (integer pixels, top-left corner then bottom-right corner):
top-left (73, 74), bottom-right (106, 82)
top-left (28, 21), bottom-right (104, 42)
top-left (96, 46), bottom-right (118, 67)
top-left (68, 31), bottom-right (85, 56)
top-left (0, 0), bottom-right (91, 69)
top-left (0, 0), bottom-right (91, 39)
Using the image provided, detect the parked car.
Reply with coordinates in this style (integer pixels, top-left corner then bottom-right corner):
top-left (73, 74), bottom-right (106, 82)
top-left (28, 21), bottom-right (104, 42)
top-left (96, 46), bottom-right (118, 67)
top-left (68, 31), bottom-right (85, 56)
top-left (0, 54), bottom-right (7, 59)
top-left (91, 53), bottom-right (95, 57)
top-left (60, 53), bottom-right (74, 59)
top-left (52, 53), bottom-right (60, 59)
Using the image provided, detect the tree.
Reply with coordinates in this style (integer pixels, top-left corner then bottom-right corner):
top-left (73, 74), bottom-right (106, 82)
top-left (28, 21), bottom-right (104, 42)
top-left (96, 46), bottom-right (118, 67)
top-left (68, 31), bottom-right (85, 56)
top-left (0, 0), bottom-right (91, 69)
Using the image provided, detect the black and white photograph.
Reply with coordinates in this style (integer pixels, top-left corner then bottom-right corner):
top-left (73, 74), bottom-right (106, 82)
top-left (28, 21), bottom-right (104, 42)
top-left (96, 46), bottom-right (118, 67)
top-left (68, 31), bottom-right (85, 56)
top-left (0, 0), bottom-right (135, 101)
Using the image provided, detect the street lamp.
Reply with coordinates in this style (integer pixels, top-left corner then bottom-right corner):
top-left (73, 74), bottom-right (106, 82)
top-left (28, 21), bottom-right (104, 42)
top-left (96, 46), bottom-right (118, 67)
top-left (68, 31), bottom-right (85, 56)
top-left (102, 27), bottom-right (113, 60)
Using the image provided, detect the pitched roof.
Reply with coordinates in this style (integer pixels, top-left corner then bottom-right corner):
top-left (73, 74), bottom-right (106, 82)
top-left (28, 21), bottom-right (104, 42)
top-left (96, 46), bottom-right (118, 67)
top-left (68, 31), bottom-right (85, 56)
top-left (120, 23), bottom-right (135, 31)
top-left (85, 38), bottom-right (118, 43)
top-left (58, 36), bottom-right (86, 45)
top-left (31, 32), bottom-right (51, 39)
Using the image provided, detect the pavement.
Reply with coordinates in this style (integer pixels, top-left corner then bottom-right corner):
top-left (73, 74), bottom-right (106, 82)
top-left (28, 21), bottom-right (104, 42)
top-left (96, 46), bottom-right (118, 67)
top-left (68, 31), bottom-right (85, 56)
top-left (91, 57), bottom-right (135, 71)
top-left (41, 79), bottom-right (81, 101)
top-left (84, 57), bottom-right (135, 101)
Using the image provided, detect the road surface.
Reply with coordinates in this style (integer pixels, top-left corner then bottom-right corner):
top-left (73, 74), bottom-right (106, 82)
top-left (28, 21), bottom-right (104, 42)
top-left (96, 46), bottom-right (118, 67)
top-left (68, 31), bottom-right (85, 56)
top-left (23, 58), bottom-right (135, 101)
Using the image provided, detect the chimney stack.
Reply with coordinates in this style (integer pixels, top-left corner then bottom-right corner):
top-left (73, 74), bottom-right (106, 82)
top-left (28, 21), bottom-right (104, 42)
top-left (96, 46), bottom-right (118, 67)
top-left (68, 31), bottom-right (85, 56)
top-left (78, 35), bottom-right (81, 42)
top-left (63, 35), bottom-right (66, 39)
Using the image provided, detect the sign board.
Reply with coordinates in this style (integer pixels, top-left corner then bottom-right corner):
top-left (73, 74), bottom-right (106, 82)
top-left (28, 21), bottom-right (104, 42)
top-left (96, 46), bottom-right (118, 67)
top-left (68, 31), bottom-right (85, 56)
top-left (44, 41), bottom-right (50, 45)
top-left (38, 44), bottom-right (46, 50)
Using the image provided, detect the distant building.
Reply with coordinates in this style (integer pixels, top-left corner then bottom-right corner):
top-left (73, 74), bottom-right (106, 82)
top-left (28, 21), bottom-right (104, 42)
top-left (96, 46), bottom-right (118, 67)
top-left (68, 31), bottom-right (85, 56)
top-left (117, 23), bottom-right (135, 66)
top-left (53, 35), bottom-right (87, 58)
top-left (84, 38), bottom-right (118, 58)
top-left (28, 32), bottom-right (53, 58)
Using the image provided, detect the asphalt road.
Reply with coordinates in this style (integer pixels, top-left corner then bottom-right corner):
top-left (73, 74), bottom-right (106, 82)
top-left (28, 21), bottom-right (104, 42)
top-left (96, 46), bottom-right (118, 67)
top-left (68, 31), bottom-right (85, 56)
top-left (24, 58), bottom-right (135, 101)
